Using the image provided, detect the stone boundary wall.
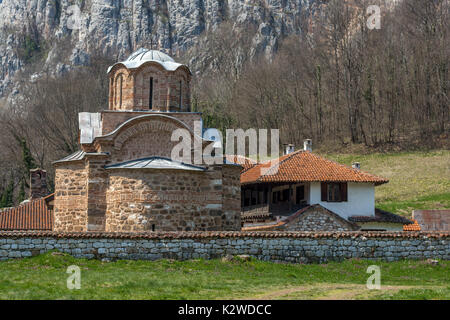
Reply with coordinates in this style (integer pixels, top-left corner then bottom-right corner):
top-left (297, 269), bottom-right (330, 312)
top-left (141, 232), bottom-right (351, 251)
top-left (0, 231), bottom-right (448, 263)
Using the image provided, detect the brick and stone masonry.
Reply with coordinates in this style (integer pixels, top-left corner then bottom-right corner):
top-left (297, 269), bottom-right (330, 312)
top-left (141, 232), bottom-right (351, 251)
top-left (53, 50), bottom-right (242, 233)
top-left (53, 163), bottom-right (88, 232)
top-left (30, 169), bottom-right (48, 199)
top-left (105, 165), bottom-right (241, 232)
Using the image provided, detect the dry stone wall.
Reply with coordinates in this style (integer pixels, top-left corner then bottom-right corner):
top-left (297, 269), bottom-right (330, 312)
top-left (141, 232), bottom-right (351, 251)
top-left (281, 206), bottom-right (356, 232)
top-left (0, 232), bottom-right (448, 263)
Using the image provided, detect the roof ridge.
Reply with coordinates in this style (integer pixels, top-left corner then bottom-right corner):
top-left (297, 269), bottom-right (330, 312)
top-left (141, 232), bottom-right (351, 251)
top-left (256, 150), bottom-right (306, 181)
top-left (0, 197), bottom-right (45, 215)
top-left (241, 150), bottom-right (389, 185)
top-left (310, 152), bottom-right (388, 181)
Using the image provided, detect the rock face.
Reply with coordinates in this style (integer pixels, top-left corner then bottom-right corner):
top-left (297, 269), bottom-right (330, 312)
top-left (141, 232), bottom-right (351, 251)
top-left (0, 0), bottom-right (317, 98)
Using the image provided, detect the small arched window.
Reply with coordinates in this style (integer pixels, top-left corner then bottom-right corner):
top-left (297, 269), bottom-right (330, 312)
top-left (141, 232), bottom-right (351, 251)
top-left (119, 75), bottom-right (123, 108)
top-left (115, 74), bottom-right (123, 108)
top-left (149, 77), bottom-right (154, 110)
top-left (179, 80), bottom-right (183, 109)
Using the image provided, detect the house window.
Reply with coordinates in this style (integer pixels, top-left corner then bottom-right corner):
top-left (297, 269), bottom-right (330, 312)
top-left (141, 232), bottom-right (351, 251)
top-left (321, 182), bottom-right (348, 202)
top-left (296, 185), bottom-right (305, 204)
top-left (327, 183), bottom-right (341, 202)
top-left (149, 77), bottom-right (154, 110)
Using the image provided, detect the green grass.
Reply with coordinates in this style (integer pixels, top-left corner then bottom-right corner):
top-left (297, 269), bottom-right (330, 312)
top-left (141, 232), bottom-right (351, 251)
top-left (322, 150), bottom-right (450, 217)
top-left (0, 251), bottom-right (448, 299)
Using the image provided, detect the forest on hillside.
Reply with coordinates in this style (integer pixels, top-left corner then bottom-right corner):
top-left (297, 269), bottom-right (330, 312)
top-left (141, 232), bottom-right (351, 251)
top-left (0, 0), bottom-right (448, 207)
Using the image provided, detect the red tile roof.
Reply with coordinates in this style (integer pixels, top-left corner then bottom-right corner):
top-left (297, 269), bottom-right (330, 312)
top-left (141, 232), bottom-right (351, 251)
top-left (403, 219), bottom-right (421, 231)
top-left (241, 150), bottom-right (389, 185)
top-left (0, 230), bottom-right (447, 239)
top-left (0, 195), bottom-right (54, 231)
top-left (349, 208), bottom-right (413, 225)
top-left (225, 154), bottom-right (257, 172)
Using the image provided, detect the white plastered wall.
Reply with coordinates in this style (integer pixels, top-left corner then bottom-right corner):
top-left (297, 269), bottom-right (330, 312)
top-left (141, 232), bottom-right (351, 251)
top-left (309, 182), bottom-right (375, 219)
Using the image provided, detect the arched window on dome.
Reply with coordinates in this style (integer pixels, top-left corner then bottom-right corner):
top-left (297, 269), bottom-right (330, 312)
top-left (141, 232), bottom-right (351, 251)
top-left (115, 74), bottom-right (123, 109)
top-left (119, 76), bottom-right (123, 108)
top-left (179, 80), bottom-right (182, 110)
top-left (149, 77), bottom-right (154, 110)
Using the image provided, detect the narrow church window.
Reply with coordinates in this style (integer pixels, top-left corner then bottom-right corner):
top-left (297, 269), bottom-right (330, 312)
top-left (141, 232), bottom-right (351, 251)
top-left (119, 75), bottom-right (123, 108)
top-left (152, 224), bottom-right (156, 232)
top-left (110, 77), bottom-right (114, 107)
top-left (149, 77), bottom-right (154, 110)
top-left (114, 78), bottom-right (117, 106)
top-left (179, 80), bottom-right (182, 109)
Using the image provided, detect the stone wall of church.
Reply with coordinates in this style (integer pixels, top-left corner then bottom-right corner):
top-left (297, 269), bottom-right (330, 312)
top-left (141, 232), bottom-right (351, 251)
top-left (105, 167), bottom-right (241, 232)
top-left (53, 163), bottom-right (89, 232)
top-left (100, 111), bottom-right (202, 136)
top-left (109, 67), bottom-right (133, 110)
top-left (97, 116), bottom-right (202, 164)
top-left (86, 158), bottom-right (109, 231)
top-left (112, 131), bottom-right (180, 163)
top-left (108, 65), bottom-right (190, 112)
top-left (222, 165), bottom-right (242, 230)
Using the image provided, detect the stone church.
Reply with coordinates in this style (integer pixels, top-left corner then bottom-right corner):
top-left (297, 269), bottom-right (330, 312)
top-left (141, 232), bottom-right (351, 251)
top-left (52, 49), bottom-right (241, 232)
top-left (1, 51), bottom-right (413, 234)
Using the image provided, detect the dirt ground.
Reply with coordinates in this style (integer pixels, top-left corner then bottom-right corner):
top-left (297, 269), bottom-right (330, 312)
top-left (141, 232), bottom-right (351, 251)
top-left (246, 283), bottom-right (443, 300)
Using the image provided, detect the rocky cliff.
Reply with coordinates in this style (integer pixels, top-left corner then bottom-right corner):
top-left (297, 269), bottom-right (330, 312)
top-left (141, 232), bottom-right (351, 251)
top-left (0, 0), bottom-right (318, 99)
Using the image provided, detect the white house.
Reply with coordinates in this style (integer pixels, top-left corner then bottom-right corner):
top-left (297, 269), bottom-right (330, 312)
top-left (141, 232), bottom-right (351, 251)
top-left (236, 140), bottom-right (412, 231)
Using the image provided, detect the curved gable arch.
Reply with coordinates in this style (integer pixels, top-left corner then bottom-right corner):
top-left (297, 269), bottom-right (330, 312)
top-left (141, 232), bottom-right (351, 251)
top-left (93, 114), bottom-right (207, 162)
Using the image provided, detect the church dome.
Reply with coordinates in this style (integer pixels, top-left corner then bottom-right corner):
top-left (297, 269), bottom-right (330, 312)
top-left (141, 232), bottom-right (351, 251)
top-left (107, 48), bottom-right (189, 74)
top-left (126, 48), bottom-right (175, 63)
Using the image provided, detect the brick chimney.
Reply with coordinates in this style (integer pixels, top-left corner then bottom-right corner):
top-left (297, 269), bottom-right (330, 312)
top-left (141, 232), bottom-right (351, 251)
top-left (30, 169), bottom-right (48, 199)
top-left (303, 139), bottom-right (312, 152)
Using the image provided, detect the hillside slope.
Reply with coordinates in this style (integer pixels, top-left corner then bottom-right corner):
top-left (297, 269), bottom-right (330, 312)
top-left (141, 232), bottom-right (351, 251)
top-left (324, 151), bottom-right (450, 217)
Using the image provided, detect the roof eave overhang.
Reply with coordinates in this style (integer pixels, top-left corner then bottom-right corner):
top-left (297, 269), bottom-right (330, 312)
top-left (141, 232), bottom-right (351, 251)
top-left (241, 179), bottom-right (389, 186)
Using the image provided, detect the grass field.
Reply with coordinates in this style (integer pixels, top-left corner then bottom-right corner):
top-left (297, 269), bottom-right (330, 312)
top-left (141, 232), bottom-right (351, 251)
top-left (323, 150), bottom-right (450, 217)
top-left (0, 252), bottom-right (448, 300)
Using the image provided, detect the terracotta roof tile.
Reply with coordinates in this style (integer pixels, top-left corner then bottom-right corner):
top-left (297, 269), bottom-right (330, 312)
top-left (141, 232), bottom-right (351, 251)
top-left (349, 208), bottom-right (413, 225)
top-left (403, 219), bottom-right (421, 231)
top-left (0, 197), bottom-right (54, 231)
top-left (225, 154), bottom-right (258, 172)
top-left (0, 230), bottom-right (447, 239)
top-left (241, 150), bottom-right (388, 185)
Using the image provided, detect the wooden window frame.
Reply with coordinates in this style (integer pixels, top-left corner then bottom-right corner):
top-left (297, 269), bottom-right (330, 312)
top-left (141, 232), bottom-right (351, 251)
top-left (321, 182), bottom-right (348, 202)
